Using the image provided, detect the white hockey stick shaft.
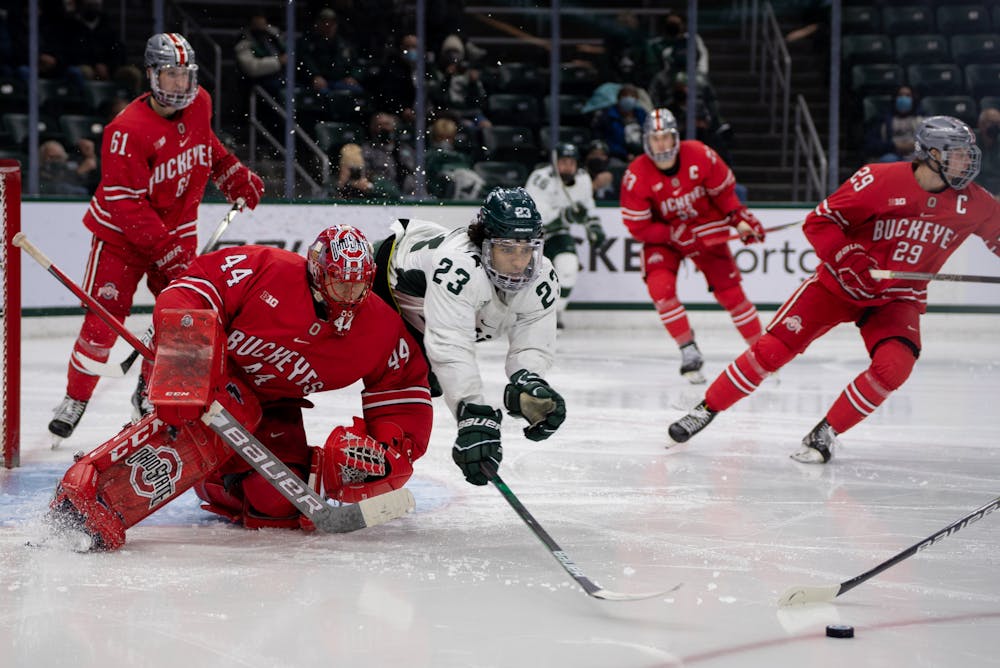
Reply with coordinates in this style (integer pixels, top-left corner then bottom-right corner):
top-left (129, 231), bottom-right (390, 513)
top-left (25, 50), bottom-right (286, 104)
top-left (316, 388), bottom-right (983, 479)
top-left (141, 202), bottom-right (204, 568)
top-left (777, 493), bottom-right (1000, 606)
top-left (870, 269), bottom-right (1000, 284)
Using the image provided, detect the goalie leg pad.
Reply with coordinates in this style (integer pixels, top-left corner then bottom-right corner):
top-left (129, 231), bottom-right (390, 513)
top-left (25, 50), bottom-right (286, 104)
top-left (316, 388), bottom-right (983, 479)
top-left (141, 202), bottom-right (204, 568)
top-left (318, 417), bottom-right (414, 503)
top-left (48, 414), bottom-right (230, 550)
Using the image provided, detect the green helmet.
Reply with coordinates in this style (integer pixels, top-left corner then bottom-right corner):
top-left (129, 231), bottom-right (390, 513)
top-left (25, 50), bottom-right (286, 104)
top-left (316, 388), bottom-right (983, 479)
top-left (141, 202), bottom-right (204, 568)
top-left (477, 187), bottom-right (543, 240)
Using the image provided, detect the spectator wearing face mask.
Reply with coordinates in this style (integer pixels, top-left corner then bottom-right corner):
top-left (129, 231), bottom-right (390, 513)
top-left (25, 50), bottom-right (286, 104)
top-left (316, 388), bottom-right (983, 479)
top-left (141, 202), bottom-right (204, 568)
top-left (583, 139), bottom-right (617, 201)
top-left (38, 138), bottom-right (99, 196)
top-left (361, 111), bottom-right (416, 197)
top-left (430, 34), bottom-right (490, 128)
top-left (371, 33), bottom-right (420, 123)
top-left (864, 86), bottom-right (923, 163)
top-left (234, 12), bottom-right (287, 99)
top-left (975, 106), bottom-right (1000, 197)
top-left (592, 83), bottom-right (648, 166)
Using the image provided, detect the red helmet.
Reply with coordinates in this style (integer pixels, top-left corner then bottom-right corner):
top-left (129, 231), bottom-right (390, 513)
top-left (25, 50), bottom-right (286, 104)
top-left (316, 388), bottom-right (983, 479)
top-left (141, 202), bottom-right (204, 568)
top-left (307, 225), bottom-right (376, 326)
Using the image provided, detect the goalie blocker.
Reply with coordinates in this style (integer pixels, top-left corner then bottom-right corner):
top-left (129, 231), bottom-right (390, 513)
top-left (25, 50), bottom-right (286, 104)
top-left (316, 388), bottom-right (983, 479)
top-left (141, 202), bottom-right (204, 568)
top-left (48, 309), bottom-right (419, 549)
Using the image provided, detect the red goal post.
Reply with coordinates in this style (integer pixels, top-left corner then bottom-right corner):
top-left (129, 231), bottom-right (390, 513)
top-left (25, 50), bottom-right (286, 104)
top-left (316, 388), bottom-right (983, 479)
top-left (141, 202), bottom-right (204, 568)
top-left (1, 160), bottom-right (21, 468)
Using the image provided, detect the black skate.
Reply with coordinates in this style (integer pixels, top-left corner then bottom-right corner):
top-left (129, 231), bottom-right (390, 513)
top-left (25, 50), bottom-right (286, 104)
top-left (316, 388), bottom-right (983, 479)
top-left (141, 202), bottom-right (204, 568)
top-left (791, 419), bottom-right (837, 464)
top-left (679, 341), bottom-right (706, 384)
top-left (668, 400), bottom-right (717, 444)
top-left (48, 395), bottom-right (88, 448)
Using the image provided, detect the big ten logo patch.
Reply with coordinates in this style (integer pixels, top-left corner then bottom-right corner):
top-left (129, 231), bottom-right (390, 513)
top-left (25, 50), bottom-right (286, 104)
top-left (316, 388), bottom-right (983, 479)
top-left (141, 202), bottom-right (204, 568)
top-left (126, 445), bottom-right (184, 508)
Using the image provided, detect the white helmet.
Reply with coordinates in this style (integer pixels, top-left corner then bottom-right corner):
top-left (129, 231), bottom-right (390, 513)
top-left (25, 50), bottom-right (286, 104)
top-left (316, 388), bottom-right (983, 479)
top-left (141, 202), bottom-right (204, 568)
top-left (643, 108), bottom-right (680, 164)
top-left (914, 115), bottom-right (982, 190)
top-left (145, 33), bottom-right (198, 109)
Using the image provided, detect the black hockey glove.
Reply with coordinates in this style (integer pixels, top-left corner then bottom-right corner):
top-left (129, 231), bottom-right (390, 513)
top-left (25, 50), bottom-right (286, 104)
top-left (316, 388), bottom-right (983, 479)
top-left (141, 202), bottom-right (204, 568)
top-left (453, 402), bottom-right (503, 486)
top-left (560, 202), bottom-right (588, 226)
top-left (585, 218), bottom-right (607, 246)
top-left (503, 369), bottom-right (566, 442)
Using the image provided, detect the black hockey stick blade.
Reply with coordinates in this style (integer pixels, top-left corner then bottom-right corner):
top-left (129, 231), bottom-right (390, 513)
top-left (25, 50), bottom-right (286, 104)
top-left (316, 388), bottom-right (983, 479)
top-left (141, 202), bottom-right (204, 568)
top-left (777, 493), bottom-right (1000, 606)
top-left (203, 402), bottom-right (415, 533)
top-left (481, 463), bottom-right (681, 601)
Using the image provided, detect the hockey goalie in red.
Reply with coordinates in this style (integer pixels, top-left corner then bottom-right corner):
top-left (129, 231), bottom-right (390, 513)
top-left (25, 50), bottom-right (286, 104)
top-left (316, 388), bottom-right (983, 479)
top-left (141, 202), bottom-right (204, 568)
top-left (669, 116), bottom-right (1000, 463)
top-left (47, 32), bottom-right (265, 446)
top-left (47, 226), bottom-right (433, 550)
top-left (620, 108), bottom-right (766, 384)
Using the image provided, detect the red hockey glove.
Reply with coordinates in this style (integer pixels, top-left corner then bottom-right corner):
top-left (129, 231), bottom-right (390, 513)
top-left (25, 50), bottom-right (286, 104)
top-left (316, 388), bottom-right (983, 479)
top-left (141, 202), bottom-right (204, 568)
top-left (212, 153), bottom-right (264, 210)
top-left (729, 207), bottom-right (765, 244)
top-left (832, 244), bottom-right (882, 299)
top-left (151, 238), bottom-right (193, 281)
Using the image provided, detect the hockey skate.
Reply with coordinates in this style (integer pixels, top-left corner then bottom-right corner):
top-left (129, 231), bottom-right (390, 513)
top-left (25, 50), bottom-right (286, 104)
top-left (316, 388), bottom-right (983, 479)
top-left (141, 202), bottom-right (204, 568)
top-left (48, 395), bottom-right (88, 447)
top-left (679, 341), bottom-right (706, 384)
top-left (791, 419), bottom-right (837, 464)
top-left (667, 400), bottom-right (717, 445)
top-left (131, 373), bottom-right (154, 421)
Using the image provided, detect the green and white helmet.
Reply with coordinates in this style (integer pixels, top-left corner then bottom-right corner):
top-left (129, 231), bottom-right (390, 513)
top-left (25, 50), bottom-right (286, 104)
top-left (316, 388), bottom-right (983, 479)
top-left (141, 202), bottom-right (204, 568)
top-left (476, 187), bottom-right (544, 291)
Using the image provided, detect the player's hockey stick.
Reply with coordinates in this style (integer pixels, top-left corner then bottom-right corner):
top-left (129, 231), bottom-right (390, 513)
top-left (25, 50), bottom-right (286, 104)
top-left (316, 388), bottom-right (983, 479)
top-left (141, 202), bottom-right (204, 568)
top-left (706, 219), bottom-right (804, 246)
top-left (13, 233), bottom-right (153, 357)
top-left (81, 198), bottom-right (247, 378)
top-left (480, 462), bottom-right (681, 601)
top-left (203, 402), bottom-right (415, 533)
top-left (19, 232), bottom-right (414, 533)
top-left (870, 269), bottom-right (1000, 284)
top-left (777, 493), bottom-right (1000, 606)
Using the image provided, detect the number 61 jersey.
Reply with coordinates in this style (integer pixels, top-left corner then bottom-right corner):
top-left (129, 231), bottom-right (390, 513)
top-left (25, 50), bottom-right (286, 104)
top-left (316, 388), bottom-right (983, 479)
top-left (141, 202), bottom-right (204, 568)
top-left (382, 218), bottom-right (559, 416)
top-left (805, 161), bottom-right (1000, 310)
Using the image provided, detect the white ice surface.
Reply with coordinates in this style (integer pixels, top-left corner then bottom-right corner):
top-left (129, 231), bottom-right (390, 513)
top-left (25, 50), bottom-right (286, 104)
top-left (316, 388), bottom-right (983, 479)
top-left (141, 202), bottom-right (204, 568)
top-left (2, 310), bottom-right (999, 668)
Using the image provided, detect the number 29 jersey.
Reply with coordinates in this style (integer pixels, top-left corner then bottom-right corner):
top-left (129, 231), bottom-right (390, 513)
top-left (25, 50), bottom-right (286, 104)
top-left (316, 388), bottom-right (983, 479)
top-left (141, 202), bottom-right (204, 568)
top-left (805, 162), bottom-right (1000, 309)
top-left (383, 218), bottom-right (558, 416)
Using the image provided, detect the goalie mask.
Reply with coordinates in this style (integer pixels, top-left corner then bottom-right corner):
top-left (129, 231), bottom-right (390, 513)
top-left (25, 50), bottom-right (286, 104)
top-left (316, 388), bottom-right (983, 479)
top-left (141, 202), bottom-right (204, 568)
top-left (145, 33), bottom-right (199, 110)
top-left (643, 108), bottom-right (680, 165)
top-left (476, 187), bottom-right (544, 292)
top-left (307, 225), bottom-right (376, 333)
top-left (914, 115), bottom-right (982, 190)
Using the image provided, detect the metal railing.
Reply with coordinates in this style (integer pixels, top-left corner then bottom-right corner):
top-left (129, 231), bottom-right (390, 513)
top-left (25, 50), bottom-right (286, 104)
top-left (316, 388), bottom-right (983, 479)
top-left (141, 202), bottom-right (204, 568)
top-left (792, 95), bottom-right (827, 202)
top-left (757, 2), bottom-right (791, 166)
top-left (248, 86), bottom-right (330, 197)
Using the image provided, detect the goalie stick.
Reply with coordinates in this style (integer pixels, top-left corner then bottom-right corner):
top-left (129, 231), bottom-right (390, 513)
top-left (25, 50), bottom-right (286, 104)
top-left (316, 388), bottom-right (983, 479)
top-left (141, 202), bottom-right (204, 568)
top-left (870, 269), bottom-right (1000, 284)
top-left (777, 493), bottom-right (1000, 607)
top-left (481, 462), bottom-right (681, 601)
top-left (16, 233), bottom-right (414, 534)
top-left (79, 198), bottom-right (247, 378)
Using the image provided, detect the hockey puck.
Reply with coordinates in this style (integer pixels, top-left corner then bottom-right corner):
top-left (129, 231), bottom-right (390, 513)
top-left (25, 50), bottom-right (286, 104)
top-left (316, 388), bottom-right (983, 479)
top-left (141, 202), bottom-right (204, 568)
top-left (826, 624), bottom-right (855, 638)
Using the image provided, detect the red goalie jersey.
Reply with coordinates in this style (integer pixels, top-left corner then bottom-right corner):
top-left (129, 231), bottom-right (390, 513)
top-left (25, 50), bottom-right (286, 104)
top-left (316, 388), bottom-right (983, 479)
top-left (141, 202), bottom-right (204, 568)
top-left (806, 162), bottom-right (1000, 310)
top-left (84, 87), bottom-right (226, 254)
top-left (156, 245), bottom-right (433, 452)
top-left (620, 140), bottom-right (743, 251)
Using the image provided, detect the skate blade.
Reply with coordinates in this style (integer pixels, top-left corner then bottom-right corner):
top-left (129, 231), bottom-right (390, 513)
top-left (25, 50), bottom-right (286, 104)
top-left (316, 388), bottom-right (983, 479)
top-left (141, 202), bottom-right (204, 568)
top-left (682, 370), bottom-right (706, 385)
top-left (790, 447), bottom-right (828, 464)
top-left (50, 434), bottom-right (65, 450)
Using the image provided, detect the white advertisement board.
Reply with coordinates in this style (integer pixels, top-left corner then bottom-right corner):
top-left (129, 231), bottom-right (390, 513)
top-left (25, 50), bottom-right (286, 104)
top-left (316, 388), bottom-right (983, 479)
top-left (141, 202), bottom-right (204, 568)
top-left (19, 201), bottom-right (1000, 311)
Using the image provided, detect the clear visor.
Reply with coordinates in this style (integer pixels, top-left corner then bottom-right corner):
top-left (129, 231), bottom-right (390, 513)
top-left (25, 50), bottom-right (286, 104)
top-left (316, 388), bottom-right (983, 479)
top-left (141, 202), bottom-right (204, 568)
top-left (643, 129), bottom-right (679, 164)
top-left (482, 238), bottom-right (544, 291)
top-left (940, 145), bottom-right (982, 190)
top-left (150, 64), bottom-right (199, 109)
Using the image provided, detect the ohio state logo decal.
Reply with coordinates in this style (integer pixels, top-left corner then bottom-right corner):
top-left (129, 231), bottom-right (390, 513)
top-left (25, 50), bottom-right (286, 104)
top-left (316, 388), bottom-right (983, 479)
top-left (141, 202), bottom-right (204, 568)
top-left (126, 445), bottom-right (184, 508)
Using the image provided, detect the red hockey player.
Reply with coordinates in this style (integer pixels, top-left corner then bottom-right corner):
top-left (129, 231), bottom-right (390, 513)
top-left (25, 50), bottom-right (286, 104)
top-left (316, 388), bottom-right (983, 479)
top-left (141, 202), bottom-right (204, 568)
top-left (46, 225), bottom-right (433, 550)
top-left (669, 116), bottom-right (1000, 463)
top-left (48, 32), bottom-right (265, 445)
top-left (620, 108), bottom-right (766, 384)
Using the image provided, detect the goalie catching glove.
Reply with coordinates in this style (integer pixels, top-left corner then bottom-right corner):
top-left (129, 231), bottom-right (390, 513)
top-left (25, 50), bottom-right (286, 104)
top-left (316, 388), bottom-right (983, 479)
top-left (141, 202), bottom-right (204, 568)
top-left (211, 153), bottom-right (264, 210)
top-left (316, 417), bottom-right (414, 503)
top-left (453, 402), bottom-right (502, 486)
top-left (503, 369), bottom-right (566, 442)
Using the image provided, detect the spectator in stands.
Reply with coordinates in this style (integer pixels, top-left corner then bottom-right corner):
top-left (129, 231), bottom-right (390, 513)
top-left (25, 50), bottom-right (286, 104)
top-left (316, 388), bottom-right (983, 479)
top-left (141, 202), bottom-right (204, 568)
top-left (234, 12), bottom-right (287, 100)
top-left (592, 83), bottom-right (648, 167)
top-left (426, 115), bottom-right (485, 200)
top-left (370, 33), bottom-right (420, 123)
top-left (663, 71), bottom-right (734, 165)
top-left (583, 139), bottom-right (617, 202)
top-left (298, 8), bottom-right (364, 96)
top-left (975, 106), bottom-right (1000, 197)
top-left (336, 142), bottom-right (399, 200)
top-left (864, 86), bottom-right (923, 163)
top-left (431, 34), bottom-right (490, 129)
top-left (646, 12), bottom-right (709, 81)
top-left (63, 0), bottom-right (141, 94)
top-left (361, 111), bottom-right (416, 197)
top-left (38, 138), bottom-right (98, 196)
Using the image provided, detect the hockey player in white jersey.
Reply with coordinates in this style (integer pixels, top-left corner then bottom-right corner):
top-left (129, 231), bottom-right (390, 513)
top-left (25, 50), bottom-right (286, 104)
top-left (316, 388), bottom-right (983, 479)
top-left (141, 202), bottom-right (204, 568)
top-left (372, 187), bottom-right (567, 486)
top-left (524, 142), bottom-right (607, 327)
